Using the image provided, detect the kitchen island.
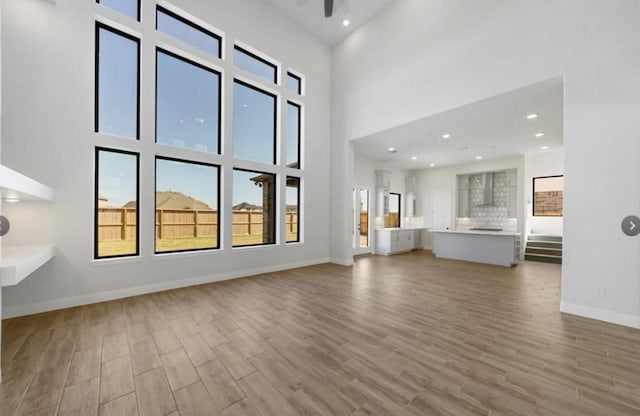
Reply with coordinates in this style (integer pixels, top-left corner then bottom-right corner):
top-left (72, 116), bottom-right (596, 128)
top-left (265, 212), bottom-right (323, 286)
top-left (431, 229), bottom-right (521, 266)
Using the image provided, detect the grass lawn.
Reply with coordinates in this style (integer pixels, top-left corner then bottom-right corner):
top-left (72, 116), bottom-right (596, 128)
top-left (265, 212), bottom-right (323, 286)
top-left (98, 234), bottom-right (298, 257)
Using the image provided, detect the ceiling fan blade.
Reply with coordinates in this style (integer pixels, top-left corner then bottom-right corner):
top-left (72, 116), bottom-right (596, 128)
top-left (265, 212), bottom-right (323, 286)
top-left (324, 0), bottom-right (334, 17)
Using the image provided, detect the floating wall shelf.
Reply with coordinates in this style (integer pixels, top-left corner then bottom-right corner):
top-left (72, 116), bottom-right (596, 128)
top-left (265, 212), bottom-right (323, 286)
top-left (0, 163), bottom-right (54, 201)
top-left (0, 245), bottom-right (55, 287)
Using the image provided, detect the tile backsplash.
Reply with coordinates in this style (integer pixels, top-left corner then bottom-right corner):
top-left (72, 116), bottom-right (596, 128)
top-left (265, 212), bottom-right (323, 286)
top-left (457, 171), bottom-right (517, 232)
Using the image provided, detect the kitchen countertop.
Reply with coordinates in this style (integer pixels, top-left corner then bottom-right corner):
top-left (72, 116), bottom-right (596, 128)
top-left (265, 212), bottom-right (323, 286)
top-left (430, 229), bottom-right (521, 237)
top-left (375, 227), bottom-right (427, 231)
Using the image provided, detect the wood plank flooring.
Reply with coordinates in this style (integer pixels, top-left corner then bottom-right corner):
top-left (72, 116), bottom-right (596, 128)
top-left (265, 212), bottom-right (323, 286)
top-left (2, 251), bottom-right (640, 415)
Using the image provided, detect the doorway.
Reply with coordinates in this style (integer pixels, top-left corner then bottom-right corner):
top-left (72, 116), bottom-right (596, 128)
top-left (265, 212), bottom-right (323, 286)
top-left (353, 187), bottom-right (372, 255)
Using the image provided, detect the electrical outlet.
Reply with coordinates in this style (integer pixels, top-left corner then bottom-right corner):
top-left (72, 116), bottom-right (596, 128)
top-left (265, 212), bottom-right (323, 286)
top-left (594, 287), bottom-right (606, 298)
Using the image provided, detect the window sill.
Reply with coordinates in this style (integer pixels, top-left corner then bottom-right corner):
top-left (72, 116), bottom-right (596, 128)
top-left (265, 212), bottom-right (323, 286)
top-left (90, 255), bottom-right (142, 266)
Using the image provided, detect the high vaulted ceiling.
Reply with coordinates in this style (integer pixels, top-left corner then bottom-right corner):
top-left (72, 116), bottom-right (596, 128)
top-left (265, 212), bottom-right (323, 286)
top-left (352, 77), bottom-right (564, 170)
top-left (262, 0), bottom-right (396, 45)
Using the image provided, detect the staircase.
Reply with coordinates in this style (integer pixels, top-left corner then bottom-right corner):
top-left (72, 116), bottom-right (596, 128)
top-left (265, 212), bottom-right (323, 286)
top-left (525, 234), bottom-right (562, 264)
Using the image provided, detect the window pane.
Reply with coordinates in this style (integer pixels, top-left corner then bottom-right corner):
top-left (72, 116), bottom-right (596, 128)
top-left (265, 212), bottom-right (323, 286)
top-left (157, 7), bottom-right (221, 58)
top-left (533, 176), bottom-right (563, 216)
top-left (286, 102), bottom-right (301, 168)
top-left (387, 193), bottom-right (401, 228)
top-left (286, 177), bottom-right (300, 243)
top-left (156, 50), bottom-right (221, 153)
top-left (286, 72), bottom-right (301, 94)
top-left (96, 25), bottom-right (139, 139)
top-left (234, 46), bottom-right (277, 83)
top-left (232, 81), bottom-right (276, 164)
top-left (232, 169), bottom-right (276, 247)
top-left (155, 158), bottom-right (219, 253)
top-left (97, 0), bottom-right (139, 20)
top-left (96, 149), bottom-right (138, 258)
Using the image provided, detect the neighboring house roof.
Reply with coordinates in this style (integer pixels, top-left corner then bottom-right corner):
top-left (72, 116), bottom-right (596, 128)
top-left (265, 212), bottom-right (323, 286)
top-left (233, 202), bottom-right (261, 211)
top-left (123, 191), bottom-right (213, 210)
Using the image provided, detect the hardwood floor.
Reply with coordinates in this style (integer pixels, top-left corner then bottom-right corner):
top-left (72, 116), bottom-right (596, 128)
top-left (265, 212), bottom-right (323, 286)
top-left (2, 251), bottom-right (640, 415)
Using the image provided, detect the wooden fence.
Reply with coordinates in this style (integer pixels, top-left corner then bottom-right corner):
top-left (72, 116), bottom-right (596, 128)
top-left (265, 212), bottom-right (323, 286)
top-left (97, 208), bottom-right (298, 241)
top-left (360, 212), bottom-right (369, 235)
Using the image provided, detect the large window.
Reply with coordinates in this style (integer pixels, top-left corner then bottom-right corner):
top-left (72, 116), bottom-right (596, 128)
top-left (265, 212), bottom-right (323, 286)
top-left (95, 23), bottom-right (139, 139)
top-left (286, 177), bottom-right (300, 243)
top-left (94, 4), bottom-right (305, 257)
top-left (156, 6), bottom-right (221, 58)
top-left (155, 158), bottom-right (220, 253)
top-left (234, 46), bottom-right (277, 84)
top-left (232, 169), bottom-right (276, 247)
top-left (156, 49), bottom-right (221, 153)
top-left (97, 0), bottom-right (139, 21)
top-left (232, 80), bottom-right (276, 164)
top-left (286, 102), bottom-right (301, 168)
top-left (95, 148), bottom-right (139, 259)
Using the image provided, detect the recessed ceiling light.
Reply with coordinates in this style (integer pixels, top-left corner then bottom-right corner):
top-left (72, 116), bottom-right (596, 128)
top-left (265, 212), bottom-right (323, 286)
top-left (411, 156), bottom-right (418, 160)
top-left (475, 156), bottom-right (483, 160)
top-left (429, 163), bottom-right (435, 167)
top-left (535, 132), bottom-right (545, 137)
top-left (541, 145), bottom-right (549, 150)
top-left (442, 133), bottom-right (451, 139)
top-left (387, 147), bottom-right (397, 153)
top-left (526, 113), bottom-right (539, 120)
top-left (342, 19), bottom-right (350, 26)
top-left (4, 196), bottom-right (20, 203)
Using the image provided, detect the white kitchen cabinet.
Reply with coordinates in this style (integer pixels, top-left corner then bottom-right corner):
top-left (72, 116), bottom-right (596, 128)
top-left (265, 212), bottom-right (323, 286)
top-left (375, 228), bottom-right (421, 255)
top-left (431, 230), bottom-right (521, 266)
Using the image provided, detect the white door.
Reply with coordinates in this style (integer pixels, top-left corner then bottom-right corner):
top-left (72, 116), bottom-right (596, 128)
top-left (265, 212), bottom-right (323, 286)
top-left (432, 190), bottom-right (452, 230)
top-left (353, 187), bottom-right (372, 255)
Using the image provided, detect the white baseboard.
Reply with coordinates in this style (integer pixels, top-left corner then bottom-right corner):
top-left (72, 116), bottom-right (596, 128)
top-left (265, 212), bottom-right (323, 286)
top-left (330, 257), bottom-right (353, 266)
top-left (560, 301), bottom-right (640, 329)
top-left (3, 257), bottom-right (331, 319)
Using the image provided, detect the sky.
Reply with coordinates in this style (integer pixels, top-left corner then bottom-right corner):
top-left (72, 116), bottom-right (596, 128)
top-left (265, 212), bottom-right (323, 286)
top-left (97, 6), bottom-right (301, 210)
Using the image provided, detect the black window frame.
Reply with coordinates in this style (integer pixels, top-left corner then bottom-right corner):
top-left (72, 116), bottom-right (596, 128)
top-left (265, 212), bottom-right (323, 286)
top-left (154, 156), bottom-right (221, 254)
top-left (232, 168), bottom-right (277, 248)
top-left (95, 22), bottom-right (141, 140)
top-left (286, 72), bottom-right (302, 95)
top-left (232, 79), bottom-right (278, 165)
top-left (94, 147), bottom-right (140, 260)
top-left (286, 176), bottom-right (301, 244)
top-left (532, 174), bottom-right (564, 217)
top-left (233, 45), bottom-right (278, 84)
top-left (286, 101), bottom-right (302, 169)
top-left (155, 47), bottom-right (223, 155)
top-left (96, 0), bottom-right (141, 21)
top-left (156, 5), bottom-right (222, 59)
top-left (389, 192), bottom-right (402, 228)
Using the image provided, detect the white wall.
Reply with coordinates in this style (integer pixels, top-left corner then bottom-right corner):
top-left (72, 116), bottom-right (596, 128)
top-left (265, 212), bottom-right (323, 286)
top-left (1, 0), bottom-right (331, 317)
top-left (332, 0), bottom-right (640, 327)
top-left (417, 156), bottom-right (525, 249)
top-left (525, 149), bottom-right (564, 236)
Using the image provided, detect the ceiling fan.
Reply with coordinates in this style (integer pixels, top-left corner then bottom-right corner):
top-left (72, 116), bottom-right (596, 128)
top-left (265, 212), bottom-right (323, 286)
top-left (324, 0), bottom-right (334, 17)
top-left (296, 0), bottom-right (350, 18)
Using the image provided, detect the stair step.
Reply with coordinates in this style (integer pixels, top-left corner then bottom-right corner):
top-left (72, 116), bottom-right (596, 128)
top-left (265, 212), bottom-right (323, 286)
top-left (525, 253), bottom-right (562, 264)
top-left (525, 247), bottom-right (562, 255)
top-left (526, 240), bottom-right (562, 249)
top-left (528, 234), bottom-right (562, 242)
